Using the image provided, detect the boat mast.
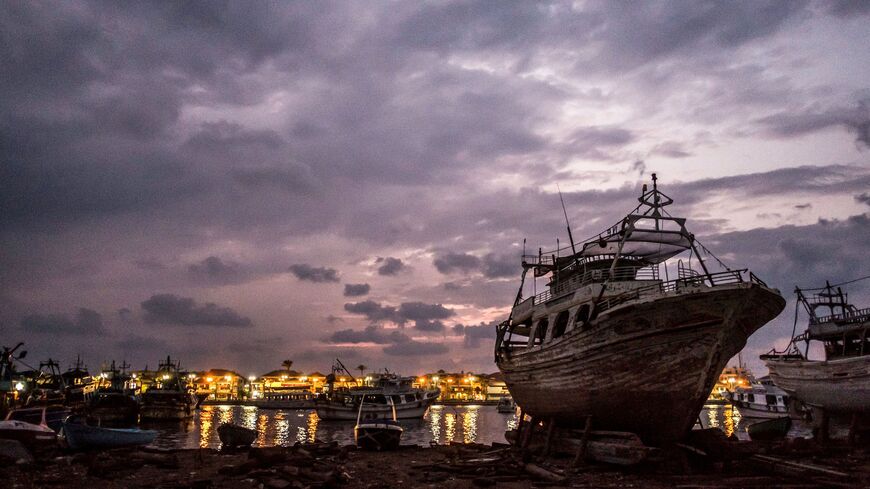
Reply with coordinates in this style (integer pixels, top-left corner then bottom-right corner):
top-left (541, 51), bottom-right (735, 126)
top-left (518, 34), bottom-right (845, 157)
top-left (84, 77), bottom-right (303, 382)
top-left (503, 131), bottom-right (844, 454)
top-left (557, 185), bottom-right (580, 270)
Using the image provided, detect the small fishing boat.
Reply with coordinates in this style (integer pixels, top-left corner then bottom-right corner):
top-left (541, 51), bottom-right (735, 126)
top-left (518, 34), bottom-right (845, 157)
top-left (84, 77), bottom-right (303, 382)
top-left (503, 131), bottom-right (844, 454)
top-left (61, 415), bottom-right (157, 450)
top-left (5, 405), bottom-right (70, 432)
top-left (0, 407), bottom-right (57, 448)
top-left (354, 395), bottom-right (403, 451)
top-left (728, 376), bottom-right (790, 419)
top-left (496, 396), bottom-right (517, 413)
top-left (217, 423), bottom-right (257, 448)
top-left (140, 356), bottom-right (196, 421)
top-left (316, 361), bottom-right (439, 421)
top-left (746, 416), bottom-right (792, 441)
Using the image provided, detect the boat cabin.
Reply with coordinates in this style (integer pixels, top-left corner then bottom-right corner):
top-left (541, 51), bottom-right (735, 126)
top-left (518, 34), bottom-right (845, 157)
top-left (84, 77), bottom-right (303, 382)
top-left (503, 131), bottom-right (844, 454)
top-left (796, 283), bottom-right (870, 360)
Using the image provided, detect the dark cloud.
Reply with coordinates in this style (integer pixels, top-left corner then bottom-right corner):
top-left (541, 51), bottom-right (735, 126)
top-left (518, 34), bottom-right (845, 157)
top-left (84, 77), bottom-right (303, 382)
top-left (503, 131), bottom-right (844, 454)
top-left (396, 302), bottom-right (455, 322)
top-left (289, 264), bottom-right (340, 283)
top-left (141, 294), bottom-right (252, 327)
top-left (756, 99), bottom-right (870, 149)
top-left (824, 0), bottom-right (870, 18)
top-left (482, 253), bottom-right (517, 279)
top-left (383, 340), bottom-right (449, 356)
top-left (454, 321), bottom-right (496, 348)
top-left (20, 307), bottom-right (105, 335)
top-left (433, 253), bottom-right (482, 274)
top-left (343, 283), bottom-right (371, 297)
top-left (414, 320), bottom-right (446, 332)
top-left (188, 256), bottom-right (243, 284)
top-left (343, 301), bottom-right (398, 322)
top-left (856, 193), bottom-right (870, 206)
top-left (376, 257), bottom-right (406, 276)
top-left (326, 325), bottom-right (407, 345)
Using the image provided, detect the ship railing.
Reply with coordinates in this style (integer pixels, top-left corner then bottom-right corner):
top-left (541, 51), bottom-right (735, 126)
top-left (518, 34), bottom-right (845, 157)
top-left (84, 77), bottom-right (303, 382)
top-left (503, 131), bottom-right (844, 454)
top-left (594, 269), bottom-right (752, 315)
top-left (812, 307), bottom-right (870, 326)
top-left (531, 265), bottom-right (660, 305)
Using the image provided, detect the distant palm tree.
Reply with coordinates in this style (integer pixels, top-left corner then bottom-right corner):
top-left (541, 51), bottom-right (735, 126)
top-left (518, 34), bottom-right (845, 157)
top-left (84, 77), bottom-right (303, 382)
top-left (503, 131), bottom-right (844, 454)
top-left (282, 360), bottom-right (293, 372)
top-left (356, 364), bottom-right (367, 378)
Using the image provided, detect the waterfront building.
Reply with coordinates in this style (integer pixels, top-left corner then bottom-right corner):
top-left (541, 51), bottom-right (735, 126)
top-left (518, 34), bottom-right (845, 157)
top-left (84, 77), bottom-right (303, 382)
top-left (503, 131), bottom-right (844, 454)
top-left (258, 369), bottom-right (314, 403)
top-left (195, 369), bottom-right (245, 401)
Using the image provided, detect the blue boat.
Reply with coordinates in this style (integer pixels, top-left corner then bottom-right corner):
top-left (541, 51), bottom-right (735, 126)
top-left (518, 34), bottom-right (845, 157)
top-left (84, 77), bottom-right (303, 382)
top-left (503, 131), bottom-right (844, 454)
top-left (61, 415), bottom-right (157, 450)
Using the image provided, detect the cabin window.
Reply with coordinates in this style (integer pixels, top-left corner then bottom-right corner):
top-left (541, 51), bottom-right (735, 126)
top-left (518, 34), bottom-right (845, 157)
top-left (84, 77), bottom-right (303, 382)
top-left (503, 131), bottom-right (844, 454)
top-left (552, 311), bottom-right (570, 339)
top-left (747, 394), bottom-right (755, 403)
top-left (766, 395), bottom-right (776, 405)
top-left (535, 318), bottom-right (549, 344)
top-left (391, 395), bottom-right (402, 405)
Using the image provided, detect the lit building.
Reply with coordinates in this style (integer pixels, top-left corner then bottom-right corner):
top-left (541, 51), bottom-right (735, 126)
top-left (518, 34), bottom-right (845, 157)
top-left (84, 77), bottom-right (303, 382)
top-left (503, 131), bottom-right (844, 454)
top-left (194, 369), bottom-right (245, 401)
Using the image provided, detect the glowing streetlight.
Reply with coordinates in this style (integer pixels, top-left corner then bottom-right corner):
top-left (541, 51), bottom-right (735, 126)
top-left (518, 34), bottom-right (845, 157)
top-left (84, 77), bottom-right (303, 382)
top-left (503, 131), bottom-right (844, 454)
top-left (207, 377), bottom-right (214, 382)
top-left (14, 382), bottom-right (24, 391)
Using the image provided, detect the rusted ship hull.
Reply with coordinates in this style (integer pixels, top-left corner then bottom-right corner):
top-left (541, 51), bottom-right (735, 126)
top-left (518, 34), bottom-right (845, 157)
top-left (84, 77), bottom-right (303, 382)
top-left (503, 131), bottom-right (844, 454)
top-left (498, 284), bottom-right (784, 446)
top-left (764, 355), bottom-right (870, 412)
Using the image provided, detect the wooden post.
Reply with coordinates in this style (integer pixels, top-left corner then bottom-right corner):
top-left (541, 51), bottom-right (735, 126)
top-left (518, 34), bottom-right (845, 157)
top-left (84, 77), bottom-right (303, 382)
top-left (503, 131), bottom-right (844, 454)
top-left (521, 416), bottom-right (536, 450)
top-left (572, 415), bottom-right (593, 467)
top-left (543, 417), bottom-right (556, 457)
top-left (848, 413), bottom-right (859, 446)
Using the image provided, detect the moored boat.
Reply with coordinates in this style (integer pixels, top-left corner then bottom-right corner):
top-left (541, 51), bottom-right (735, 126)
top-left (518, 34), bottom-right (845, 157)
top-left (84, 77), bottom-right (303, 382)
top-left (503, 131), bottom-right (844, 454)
top-left (88, 361), bottom-right (139, 424)
top-left (728, 376), bottom-right (790, 419)
top-left (354, 395), bottom-right (403, 451)
top-left (140, 356), bottom-right (196, 421)
top-left (61, 414), bottom-right (157, 450)
top-left (746, 416), bottom-right (792, 441)
top-left (496, 396), bottom-right (517, 413)
top-left (495, 175), bottom-right (785, 446)
top-left (316, 363), bottom-right (439, 421)
top-left (217, 423), bottom-right (258, 448)
top-left (763, 281), bottom-right (870, 414)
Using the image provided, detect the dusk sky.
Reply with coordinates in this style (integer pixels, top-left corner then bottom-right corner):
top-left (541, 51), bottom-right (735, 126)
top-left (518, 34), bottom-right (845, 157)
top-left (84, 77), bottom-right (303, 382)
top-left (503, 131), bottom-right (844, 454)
top-left (2, 1), bottom-right (869, 378)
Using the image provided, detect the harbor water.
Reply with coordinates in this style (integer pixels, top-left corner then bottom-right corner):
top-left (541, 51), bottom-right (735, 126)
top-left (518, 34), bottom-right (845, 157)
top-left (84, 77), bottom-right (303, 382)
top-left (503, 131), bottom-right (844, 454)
top-left (144, 403), bottom-right (816, 449)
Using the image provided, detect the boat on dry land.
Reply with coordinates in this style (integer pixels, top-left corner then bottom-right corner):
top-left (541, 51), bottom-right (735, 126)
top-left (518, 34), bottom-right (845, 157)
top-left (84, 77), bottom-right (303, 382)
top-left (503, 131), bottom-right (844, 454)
top-left (763, 280), bottom-right (870, 414)
top-left (495, 175), bottom-right (785, 446)
top-left (354, 394), bottom-right (403, 451)
top-left (0, 406), bottom-right (57, 448)
top-left (217, 423), bottom-right (258, 448)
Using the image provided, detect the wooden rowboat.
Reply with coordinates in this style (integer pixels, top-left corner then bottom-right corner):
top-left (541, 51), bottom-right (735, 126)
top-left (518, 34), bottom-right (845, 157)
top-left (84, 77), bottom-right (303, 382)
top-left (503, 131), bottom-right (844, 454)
top-left (217, 423), bottom-right (257, 448)
top-left (746, 416), bottom-right (791, 441)
top-left (61, 415), bottom-right (157, 450)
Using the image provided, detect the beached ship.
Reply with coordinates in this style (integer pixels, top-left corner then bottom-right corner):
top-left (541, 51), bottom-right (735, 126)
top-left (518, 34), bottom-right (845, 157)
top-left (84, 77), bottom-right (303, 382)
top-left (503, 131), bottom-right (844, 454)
top-left (315, 364), bottom-right (439, 421)
top-left (140, 357), bottom-right (196, 421)
top-left (494, 175), bottom-right (785, 446)
top-left (762, 281), bottom-right (870, 414)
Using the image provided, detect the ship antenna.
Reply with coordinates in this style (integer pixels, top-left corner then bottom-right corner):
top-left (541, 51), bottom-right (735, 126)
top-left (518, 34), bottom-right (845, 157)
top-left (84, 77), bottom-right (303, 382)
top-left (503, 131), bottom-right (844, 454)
top-left (556, 185), bottom-right (579, 267)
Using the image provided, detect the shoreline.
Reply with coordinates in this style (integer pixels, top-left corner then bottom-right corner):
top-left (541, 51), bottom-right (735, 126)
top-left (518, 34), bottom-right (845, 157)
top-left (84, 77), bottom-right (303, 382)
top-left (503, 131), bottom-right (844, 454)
top-left (3, 437), bottom-right (868, 488)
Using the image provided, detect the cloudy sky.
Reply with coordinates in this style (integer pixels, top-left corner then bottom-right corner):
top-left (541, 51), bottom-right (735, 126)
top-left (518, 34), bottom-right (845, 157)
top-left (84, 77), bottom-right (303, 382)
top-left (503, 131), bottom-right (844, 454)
top-left (2, 1), bottom-right (869, 377)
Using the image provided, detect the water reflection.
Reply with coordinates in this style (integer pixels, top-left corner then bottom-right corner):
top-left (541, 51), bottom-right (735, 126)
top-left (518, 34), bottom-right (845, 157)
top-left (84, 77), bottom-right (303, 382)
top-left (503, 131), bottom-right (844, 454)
top-left (147, 405), bottom-right (519, 449)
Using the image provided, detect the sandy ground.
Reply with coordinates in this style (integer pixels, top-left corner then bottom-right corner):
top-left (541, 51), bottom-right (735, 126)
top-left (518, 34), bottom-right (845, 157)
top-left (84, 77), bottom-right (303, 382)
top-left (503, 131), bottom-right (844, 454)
top-left (3, 440), bottom-right (869, 489)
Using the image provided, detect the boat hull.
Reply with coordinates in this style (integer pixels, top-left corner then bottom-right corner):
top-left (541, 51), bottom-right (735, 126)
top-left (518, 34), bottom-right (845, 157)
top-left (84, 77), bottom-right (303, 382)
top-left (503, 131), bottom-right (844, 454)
top-left (764, 355), bottom-right (870, 412)
top-left (746, 417), bottom-right (791, 441)
top-left (217, 423), bottom-right (258, 448)
top-left (354, 422), bottom-right (403, 451)
top-left (62, 420), bottom-right (157, 450)
top-left (316, 399), bottom-right (433, 421)
top-left (0, 420), bottom-right (57, 448)
top-left (498, 284), bottom-right (784, 446)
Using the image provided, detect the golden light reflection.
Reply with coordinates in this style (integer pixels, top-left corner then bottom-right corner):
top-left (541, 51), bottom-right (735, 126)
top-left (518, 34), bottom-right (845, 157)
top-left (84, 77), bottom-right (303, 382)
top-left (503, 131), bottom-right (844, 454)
top-left (428, 406), bottom-right (442, 444)
top-left (199, 408), bottom-right (214, 448)
top-left (218, 405), bottom-right (233, 425)
top-left (257, 414), bottom-right (268, 446)
top-left (242, 406), bottom-right (257, 430)
top-left (723, 405), bottom-right (741, 438)
top-left (707, 406), bottom-right (719, 430)
top-left (306, 411), bottom-right (318, 443)
top-left (444, 412), bottom-right (456, 443)
top-left (462, 407), bottom-right (478, 444)
top-left (274, 411), bottom-right (290, 446)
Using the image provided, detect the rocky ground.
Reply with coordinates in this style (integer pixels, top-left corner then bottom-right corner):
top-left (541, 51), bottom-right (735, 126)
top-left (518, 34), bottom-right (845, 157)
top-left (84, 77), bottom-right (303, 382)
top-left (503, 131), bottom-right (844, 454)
top-left (2, 437), bottom-right (869, 489)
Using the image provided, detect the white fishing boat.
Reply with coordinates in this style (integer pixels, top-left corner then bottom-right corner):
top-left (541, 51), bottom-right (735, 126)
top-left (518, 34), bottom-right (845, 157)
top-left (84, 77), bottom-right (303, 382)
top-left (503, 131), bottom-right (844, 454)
top-left (315, 362), bottom-right (439, 421)
top-left (763, 281), bottom-right (870, 413)
top-left (728, 376), bottom-right (790, 419)
top-left (495, 175), bottom-right (785, 446)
